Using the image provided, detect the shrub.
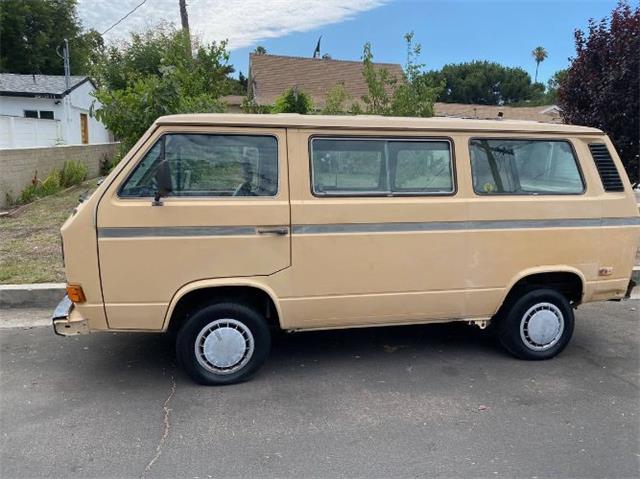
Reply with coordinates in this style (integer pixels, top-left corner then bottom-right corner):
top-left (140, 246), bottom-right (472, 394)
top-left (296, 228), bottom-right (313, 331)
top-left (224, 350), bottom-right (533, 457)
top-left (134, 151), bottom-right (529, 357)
top-left (40, 170), bottom-right (62, 194)
top-left (272, 87), bottom-right (313, 114)
top-left (322, 84), bottom-right (350, 115)
top-left (59, 160), bottom-right (88, 188)
top-left (18, 171), bottom-right (61, 204)
top-left (18, 184), bottom-right (40, 204)
top-left (14, 161), bottom-right (87, 206)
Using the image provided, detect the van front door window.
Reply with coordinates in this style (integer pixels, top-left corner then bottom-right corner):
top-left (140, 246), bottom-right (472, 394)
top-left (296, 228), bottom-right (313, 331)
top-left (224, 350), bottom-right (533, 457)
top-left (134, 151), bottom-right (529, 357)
top-left (119, 134), bottom-right (278, 198)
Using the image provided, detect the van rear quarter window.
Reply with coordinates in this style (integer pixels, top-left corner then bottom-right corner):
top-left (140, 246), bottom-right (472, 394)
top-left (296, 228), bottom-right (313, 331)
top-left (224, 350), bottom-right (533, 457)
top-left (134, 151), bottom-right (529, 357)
top-left (311, 137), bottom-right (454, 196)
top-left (470, 139), bottom-right (584, 195)
top-left (119, 134), bottom-right (278, 198)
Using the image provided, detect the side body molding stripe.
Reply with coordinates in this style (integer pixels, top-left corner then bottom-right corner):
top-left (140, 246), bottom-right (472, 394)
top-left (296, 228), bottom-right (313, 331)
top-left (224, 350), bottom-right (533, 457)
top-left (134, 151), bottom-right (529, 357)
top-left (97, 217), bottom-right (640, 238)
top-left (293, 217), bottom-right (640, 234)
top-left (98, 226), bottom-right (257, 238)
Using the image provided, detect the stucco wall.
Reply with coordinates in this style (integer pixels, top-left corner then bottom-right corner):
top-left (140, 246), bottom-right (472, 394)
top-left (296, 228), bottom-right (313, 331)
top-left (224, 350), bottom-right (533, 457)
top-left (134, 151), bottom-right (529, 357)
top-left (0, 116), bottom-right (62, 148)
top-left (0, 142), bottom-right (119, 208)
top-left (0, 82), bottom-right (111, 146)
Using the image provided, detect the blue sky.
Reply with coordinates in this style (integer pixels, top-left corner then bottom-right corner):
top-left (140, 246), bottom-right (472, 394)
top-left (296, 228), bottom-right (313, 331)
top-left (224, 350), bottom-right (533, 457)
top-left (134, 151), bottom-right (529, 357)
top-left (227, 0), bottom-right (622, 84)
top-left (82, 0), bottom-right (629, 86)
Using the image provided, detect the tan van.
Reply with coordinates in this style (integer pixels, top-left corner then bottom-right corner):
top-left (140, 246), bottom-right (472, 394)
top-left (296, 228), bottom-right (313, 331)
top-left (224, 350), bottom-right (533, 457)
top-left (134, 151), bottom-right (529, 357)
top-left (53, 114), bottom-right (640, 385)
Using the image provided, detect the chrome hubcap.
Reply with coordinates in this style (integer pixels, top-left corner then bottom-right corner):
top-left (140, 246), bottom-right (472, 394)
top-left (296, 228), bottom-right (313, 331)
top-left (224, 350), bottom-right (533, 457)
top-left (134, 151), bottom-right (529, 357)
top-left (520, 302), bottom-right (564, 351)
top-left (195, 319), bottom-right (254, 374)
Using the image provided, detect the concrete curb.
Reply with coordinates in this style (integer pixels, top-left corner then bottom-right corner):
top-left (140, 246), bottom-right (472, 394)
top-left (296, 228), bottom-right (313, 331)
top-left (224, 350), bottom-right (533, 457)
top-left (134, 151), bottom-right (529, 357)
top-left (0, 283), bottom-right (65, 309)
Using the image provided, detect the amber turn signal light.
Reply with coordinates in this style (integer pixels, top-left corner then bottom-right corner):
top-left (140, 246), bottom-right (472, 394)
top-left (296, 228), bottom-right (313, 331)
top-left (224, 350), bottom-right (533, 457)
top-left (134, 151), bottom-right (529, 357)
top-left (66, 284), bottom-right (86, 303)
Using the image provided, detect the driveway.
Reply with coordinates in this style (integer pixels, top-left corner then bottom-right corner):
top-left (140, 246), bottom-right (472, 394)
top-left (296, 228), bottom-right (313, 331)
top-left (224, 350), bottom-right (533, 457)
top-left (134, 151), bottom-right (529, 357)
top-left (1, 301), bottom-right (639, 478)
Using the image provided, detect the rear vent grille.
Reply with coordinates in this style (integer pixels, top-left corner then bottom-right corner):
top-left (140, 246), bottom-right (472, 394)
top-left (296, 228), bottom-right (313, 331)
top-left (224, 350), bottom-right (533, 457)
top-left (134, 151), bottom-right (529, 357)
top-left (588, 143), bottom-right (624, 192)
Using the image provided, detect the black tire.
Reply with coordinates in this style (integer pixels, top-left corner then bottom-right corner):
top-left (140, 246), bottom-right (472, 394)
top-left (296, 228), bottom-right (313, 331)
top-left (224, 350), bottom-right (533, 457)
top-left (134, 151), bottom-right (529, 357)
top-left (496, 288), bottom-right (574, 360)
top-left (176, 302), bottom-right (271, 385)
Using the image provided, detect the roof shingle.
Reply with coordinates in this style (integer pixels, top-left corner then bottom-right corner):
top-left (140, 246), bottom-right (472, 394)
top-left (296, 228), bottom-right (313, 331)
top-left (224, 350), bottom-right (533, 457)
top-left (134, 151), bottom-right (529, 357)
top-left (249, 54), bottom-right (404, 107)
top-left (0, 74), bottom-right (91, 97)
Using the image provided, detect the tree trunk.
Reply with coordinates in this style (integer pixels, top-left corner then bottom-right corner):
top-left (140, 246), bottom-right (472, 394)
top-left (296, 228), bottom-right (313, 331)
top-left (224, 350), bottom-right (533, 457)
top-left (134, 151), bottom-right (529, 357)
top-left (534, 61), bottom-right (539, 83)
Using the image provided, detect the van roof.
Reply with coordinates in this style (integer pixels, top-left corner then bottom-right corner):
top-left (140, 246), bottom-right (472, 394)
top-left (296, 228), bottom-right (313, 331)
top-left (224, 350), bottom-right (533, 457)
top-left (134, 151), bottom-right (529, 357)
top-left (155, 113), bottom-right (603, 135)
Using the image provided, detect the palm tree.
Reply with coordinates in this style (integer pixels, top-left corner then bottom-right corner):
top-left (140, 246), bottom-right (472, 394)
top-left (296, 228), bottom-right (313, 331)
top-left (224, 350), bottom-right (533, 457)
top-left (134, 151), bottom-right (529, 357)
top-left (531, 46), bottom-right (548, 83)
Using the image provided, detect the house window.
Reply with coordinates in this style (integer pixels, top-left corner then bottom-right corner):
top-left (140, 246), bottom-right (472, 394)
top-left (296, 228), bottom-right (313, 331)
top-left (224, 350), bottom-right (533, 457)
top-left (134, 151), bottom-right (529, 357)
top-left (23, 110), bottom-right (55, 119)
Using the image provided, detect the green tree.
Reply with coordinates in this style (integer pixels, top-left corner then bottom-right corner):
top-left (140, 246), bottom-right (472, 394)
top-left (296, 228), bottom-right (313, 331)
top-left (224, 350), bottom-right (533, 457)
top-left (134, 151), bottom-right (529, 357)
top-left (390, 32), bottom-right (443, 117)
top-left (545, 69), bottom-right (568, 103)
top-left (531, 46), bottom-right (548, 83)
top-left (92, 26), bottom-right (236, 93)
top-left (558, 1), bottom-right (639, 183)
top-left (360, 42), bottom-right (398, 115)
top-left (271, 87), bottom-right (313, 114)
top-left (424, 61), bottom-right (538, 105)
top-left (358, 33), bottom-right (441, 117)
top-left (0, 0), bottom-right (102, 75)
top-left (238, 71), bottom-right (248, 91)
top-left (321, 83), bottom-right (350, 114)
top-left (253, 46), bottom-right (267, 55)
top-left (94, 27), bottom-right (234, 150)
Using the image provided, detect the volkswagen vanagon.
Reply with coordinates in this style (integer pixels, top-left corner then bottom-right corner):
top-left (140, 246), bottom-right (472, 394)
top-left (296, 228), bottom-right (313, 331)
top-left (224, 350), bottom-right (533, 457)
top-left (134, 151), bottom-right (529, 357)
top-left (53, 114), bottom-right (640, 385)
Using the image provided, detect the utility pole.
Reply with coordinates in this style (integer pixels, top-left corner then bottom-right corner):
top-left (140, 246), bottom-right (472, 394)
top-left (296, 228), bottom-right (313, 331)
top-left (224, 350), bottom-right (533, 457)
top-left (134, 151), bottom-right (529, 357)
top-left (63, 39), bottom-right (71, 90)
top-left (180, 0), bottom-right (191, 38)
top-left (56, 39), bottom-right (72, 144)
top-left (57, 38), bottom-right (71, 90)
top-left (179, 0), bottom-right (191, 57)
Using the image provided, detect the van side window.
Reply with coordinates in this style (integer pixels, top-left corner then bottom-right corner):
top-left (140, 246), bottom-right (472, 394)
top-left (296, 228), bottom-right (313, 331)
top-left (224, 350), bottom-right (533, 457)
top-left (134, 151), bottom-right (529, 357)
top-left (311, 138), bottom-right (454, 196)
top-left (470, 139), bottom-right (584, 195)
top-left (120, 134), bottom-right (278, 197)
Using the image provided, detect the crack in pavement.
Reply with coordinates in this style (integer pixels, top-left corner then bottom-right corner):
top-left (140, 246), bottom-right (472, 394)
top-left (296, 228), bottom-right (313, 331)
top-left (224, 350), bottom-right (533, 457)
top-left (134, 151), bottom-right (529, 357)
top-left (141, 371), bottom-right (177, 478)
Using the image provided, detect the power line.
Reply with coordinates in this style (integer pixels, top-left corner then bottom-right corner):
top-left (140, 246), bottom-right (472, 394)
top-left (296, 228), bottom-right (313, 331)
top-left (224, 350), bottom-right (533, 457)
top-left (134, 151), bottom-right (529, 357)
top-left (101, 0), bottom-right (149, 35)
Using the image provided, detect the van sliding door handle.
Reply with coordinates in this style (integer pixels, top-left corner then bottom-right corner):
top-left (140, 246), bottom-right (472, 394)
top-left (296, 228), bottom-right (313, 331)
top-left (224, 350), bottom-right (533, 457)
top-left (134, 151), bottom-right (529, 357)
top-left (256, 226), bottom-right (289, 235)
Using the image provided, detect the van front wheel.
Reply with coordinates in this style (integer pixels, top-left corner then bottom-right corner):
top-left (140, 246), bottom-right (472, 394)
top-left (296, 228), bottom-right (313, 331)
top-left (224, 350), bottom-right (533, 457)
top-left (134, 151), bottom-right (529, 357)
top-left (497, 288), bottom-right (574, 360)
top-left (176, 302), bottom-right (271, 385)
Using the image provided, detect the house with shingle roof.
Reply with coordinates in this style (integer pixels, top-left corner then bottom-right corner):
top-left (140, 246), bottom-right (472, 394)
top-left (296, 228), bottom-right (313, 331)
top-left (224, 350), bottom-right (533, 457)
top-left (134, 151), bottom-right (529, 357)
top-left (0, 74), bottom-right (111, 148)
top-left (225, 54), bottom-right (561, 124)
top-left (246, 53), bottom-right (404, 109)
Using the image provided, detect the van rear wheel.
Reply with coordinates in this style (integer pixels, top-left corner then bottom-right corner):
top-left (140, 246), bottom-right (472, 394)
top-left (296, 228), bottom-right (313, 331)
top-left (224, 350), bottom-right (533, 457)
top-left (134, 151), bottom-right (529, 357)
top-left (497, 288), bottom-right (574, 360)
top-left (176, 302), bottom-right (271, 385)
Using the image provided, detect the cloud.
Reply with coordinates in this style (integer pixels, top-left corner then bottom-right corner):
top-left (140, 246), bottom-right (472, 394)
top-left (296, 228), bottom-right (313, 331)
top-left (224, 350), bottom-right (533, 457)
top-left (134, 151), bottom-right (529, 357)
top-left (77, 0), bottom-right (387, 50)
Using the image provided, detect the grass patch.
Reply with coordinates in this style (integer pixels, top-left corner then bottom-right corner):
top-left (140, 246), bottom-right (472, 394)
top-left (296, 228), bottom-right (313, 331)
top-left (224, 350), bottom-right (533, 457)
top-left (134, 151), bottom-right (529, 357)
top-left (0, 179), bottom-right (98, 284)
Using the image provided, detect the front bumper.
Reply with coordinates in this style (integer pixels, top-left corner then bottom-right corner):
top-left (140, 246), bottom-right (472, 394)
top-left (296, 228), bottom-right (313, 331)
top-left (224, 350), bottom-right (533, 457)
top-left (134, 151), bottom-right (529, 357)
top-left (52, 295), bottom-right (89, 336)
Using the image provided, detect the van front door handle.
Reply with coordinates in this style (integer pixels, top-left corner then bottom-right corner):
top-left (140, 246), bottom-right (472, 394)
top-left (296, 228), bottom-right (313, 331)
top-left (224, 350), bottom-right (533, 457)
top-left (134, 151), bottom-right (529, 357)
top-left (256, 226), bottom-right (289, 236)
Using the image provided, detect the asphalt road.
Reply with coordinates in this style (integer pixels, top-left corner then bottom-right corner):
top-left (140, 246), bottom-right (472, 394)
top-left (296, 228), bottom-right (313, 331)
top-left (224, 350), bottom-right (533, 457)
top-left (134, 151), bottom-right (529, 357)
top-left (1, 301), bottom-right (639, 478)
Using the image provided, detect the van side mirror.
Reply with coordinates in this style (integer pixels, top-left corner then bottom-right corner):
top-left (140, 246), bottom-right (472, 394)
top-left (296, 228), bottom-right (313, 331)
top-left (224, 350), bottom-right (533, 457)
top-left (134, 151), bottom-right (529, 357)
top-left (152, 159), bottom-right (173, 206)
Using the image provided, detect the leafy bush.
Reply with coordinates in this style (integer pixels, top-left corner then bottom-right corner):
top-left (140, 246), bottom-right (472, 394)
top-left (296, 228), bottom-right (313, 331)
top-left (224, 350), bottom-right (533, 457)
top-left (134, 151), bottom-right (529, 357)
top-left (272, 87), bottom-right (313, 114)
top-left (360, 33), bottom-right (443, 117)
top-left (40, 170), bottom-right (62, 194)
top-left (19, 171), bottom-right (61, 204)
top-left (59, 160), bottom-right (87, 187)
top-left (93, 27), bottom-right (233, 151)
top-left (100, 144), bottom-right (128, 175)
top-left (15, 161), bottom-right (88, 206)
top-left (322, 84), bottom-right (350, 115)
top-left (241, 97), bottom-right (272, 114)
